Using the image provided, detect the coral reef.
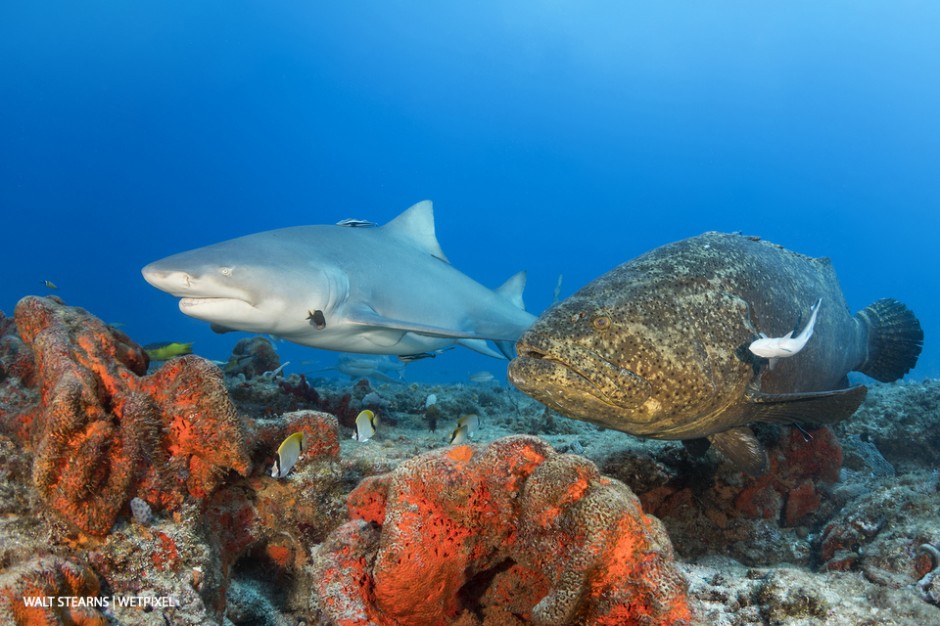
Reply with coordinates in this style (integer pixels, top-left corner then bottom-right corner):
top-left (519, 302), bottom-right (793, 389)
top-left (4, 296), bottom-right (252, 535)
top-left (684, 557), bottom-right (940, 625)
top-left (226, 336), bottom-right (281, 380)
top-left (597, 423), bottom-right (845, 567)
top-left (312, 435), bottom-right (692, 626)
top-left (835, 379), bottom-right (940, 471)
top-left (1, 297), bottom-right (938, 625)
top-left (0, 556), bottom-right (107, 626)
top-left (817, 469), bottom-right (940, 583)
top-left (0, 309), bottom-right (38, 441)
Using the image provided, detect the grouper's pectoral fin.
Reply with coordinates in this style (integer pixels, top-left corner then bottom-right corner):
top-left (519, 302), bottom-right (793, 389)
top-left (744, 385), bottom-right (868, 425)
top-left (708, 427), bottom-right (768, 475)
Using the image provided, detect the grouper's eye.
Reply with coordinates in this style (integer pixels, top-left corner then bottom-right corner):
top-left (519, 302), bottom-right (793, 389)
top-left (592, 315), bottom-right (611, 331)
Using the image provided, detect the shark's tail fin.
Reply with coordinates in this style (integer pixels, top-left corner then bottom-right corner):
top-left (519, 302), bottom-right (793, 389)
top-left (856, 298), bottom-right (923, 382)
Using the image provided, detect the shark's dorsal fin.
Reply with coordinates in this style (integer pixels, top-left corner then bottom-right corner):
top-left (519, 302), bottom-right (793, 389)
top-left (382, 200), bottom-right (450, 263)
top-left (495, 271), bottom-right (527, 310)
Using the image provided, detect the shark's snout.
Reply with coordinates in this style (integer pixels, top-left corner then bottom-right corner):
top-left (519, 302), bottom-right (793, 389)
top-left (141, 263), bottom-right (203, 297)
top-left (141, 261), bottom-right (253, 305)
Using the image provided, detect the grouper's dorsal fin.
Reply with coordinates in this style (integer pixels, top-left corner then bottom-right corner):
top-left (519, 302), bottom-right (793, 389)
top-left (708, 427), bottom-right (768, 475)
top-left (381, 200), bottom-right (450, 263)
top-left (744, 385), bottom-right (868, 425)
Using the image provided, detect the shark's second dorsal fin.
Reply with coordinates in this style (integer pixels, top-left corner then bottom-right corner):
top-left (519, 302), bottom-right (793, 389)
top-left (496, 271), bottom-right (527, 310)
top-left (382, 200), bottom-right (450, 263)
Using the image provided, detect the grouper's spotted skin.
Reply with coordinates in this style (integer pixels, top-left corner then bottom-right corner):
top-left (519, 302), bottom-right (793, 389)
top-left (509, 232), bottom-right (923, 473)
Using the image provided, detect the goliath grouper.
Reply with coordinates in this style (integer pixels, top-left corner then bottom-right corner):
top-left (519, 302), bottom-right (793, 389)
top-left (508, 232), bottom-right (923, 473)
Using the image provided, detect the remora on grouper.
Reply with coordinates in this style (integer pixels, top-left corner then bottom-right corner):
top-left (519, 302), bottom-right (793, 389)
top-left (508, 232), bottom-right (924, 474)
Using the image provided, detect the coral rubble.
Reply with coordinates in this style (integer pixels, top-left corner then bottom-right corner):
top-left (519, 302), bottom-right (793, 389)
top-left (313, 435), bottom-right (692, 626)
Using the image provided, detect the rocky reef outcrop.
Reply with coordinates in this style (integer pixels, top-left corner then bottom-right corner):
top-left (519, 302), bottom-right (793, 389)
top-left (312, 435), bottom-right (692, 626)
top-left (8, 295), bottom-right (252, 535)
top-left (0, 298), bottom-right (349, 624)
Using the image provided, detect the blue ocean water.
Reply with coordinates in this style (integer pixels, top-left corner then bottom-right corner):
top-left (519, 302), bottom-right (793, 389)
top-left (1, 2), bottom-right (937, 384)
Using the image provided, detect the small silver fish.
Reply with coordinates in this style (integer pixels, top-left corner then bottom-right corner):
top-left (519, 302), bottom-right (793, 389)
top-left (41, 279), bottom-right (58, 290)
top-left (468, 371), bottom-right (496, 384)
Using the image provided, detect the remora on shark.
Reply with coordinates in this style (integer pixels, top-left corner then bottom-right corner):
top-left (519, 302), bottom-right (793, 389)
top-left (142, 201), bottom-right (536, 358)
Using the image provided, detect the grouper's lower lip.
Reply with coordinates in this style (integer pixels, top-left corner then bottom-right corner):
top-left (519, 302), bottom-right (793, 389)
top-left (507, 355), bottom-right (597, 411)
top-left (508, 353), bottom-right (613, 408)
top-left (509, 340), bottom-right (655, 415)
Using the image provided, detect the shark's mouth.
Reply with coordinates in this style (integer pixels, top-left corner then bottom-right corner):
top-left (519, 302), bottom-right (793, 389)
top-left (178, 297), bottom-right (260, 323)
top-left (509, 338), bottom-right (653, 413)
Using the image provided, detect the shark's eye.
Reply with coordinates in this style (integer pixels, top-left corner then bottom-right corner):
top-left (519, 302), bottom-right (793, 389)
top-left (592, 315), bottom-right (611, 331)
top-left (219, 266), bottom-right (233, 277)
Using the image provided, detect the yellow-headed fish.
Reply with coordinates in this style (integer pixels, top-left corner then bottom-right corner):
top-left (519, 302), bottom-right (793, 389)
top-left (352, 409), bottom-right (377, 442)
top-left (271, 432), bottom-right (306, 478)
top-left (144, 342), bottom-right (193, 361)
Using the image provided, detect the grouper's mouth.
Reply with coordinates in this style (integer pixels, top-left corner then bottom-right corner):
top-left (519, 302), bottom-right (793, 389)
top-left (508, 338), bottom-right (653, 414)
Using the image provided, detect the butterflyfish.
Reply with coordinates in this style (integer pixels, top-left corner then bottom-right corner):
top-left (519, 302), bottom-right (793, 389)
top-left (456, 413), bottom-right (480, 438)
top-left (271, 431), bottom-right (306, 478)
top-left (352, 409), bottom-right (377, 442)
top-left (449, 424), bottom-right (470, 445)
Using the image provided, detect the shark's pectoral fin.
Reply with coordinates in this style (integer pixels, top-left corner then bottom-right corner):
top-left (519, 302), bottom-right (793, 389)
top-left (744, 385), bottom-right (868, 425)
top-left (494, 340), bottom-right (516, 359)
top-left (345, 304), bottom-right (484, 340)
top-left (708, 427), bottom-right (768, 475)
top-left (210, 323), bottom-right (238, 334)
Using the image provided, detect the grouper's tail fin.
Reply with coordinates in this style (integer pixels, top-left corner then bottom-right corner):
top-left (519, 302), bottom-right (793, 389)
top-left (856, 298), bottom-right (923, 382)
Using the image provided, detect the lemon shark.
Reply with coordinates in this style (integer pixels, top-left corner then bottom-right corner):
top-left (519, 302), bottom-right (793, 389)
top-left (142, 201), bottom-right (536, 359)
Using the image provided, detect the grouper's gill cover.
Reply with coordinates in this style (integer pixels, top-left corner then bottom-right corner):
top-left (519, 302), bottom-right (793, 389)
top-left (509, 232), bottom-right (923, 474)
